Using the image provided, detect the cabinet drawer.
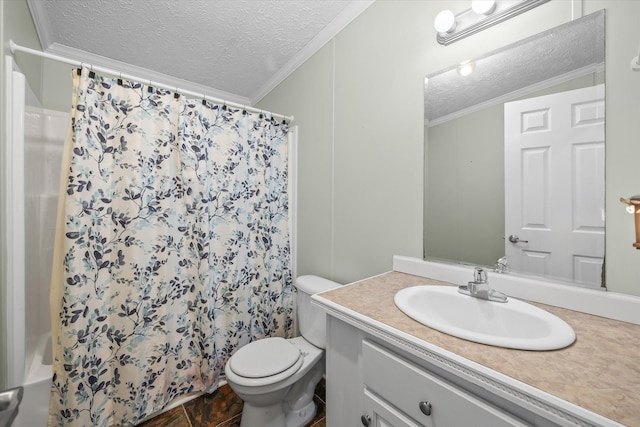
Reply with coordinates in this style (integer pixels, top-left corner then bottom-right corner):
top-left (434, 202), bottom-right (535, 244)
top-left (362, 340), bottom-right (528, 426)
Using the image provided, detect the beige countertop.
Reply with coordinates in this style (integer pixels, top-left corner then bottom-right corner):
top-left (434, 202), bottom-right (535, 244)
top-left (318, 271), bottom-right (640, 426)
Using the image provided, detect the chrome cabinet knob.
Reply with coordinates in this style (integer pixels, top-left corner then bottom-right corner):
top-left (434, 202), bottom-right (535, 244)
top-left (361, 413), bottom-right (371, 426)
top-left (419, 400), bottom-right (432, 416)
top-left (508, 234), bottom-right (528, 244)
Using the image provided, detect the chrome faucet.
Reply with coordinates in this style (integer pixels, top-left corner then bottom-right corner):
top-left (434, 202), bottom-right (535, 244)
top-left (458, 267), bottom-right (508, 303)
top-left (494, 256), bottom-right (509, 274)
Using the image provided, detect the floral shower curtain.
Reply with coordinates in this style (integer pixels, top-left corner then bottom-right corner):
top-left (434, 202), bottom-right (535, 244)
top-left (48, 68), bottom-right (295, 426)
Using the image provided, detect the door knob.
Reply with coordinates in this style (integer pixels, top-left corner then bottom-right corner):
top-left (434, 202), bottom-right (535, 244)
top-left (508, 234), bottom-right (528, 244)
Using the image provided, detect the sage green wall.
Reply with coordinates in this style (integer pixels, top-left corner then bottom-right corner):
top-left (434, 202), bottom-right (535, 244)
top-left (254, 42), bottom-right (336, 279)
top-left (42, 60), bottom-right (74, 111)
top-left (259, 0), bottom-right (640, 295)
top-left (258, 3), bottom-right (426, 284)
top-left (425, 104), bottom-right (504, 267)
top-left (601, 0), bottom-right (640, 295)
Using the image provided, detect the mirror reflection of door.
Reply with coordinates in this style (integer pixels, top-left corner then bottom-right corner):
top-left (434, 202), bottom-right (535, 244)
top-left (504, 84), bottom-right (605, 287)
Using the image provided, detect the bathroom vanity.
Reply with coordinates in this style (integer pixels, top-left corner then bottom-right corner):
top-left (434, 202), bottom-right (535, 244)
top-left (311, 257), bottom-right (640, 427)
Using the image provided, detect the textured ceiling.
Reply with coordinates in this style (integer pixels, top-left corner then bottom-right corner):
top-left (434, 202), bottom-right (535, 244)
top-left (27, 0), bottom-right (373, 105)
top-left (426, 11), bottom-right (605, 125)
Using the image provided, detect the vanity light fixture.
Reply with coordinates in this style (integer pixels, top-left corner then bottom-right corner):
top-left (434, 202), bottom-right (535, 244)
top-left (434, 9), bottom-right (456, 34)
top-left (472, 0), bottom-right (497, 15)
top-left (620, 196), bottom-right (640, 249)
top-left (435, 0), bottom-right (550, 46)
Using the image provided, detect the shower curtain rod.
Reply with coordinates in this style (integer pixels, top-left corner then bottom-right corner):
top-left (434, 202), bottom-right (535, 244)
top-left (9, 40), bottom-right (294, 122)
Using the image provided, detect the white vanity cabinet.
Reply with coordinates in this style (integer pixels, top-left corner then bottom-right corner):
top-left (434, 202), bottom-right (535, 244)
top-left (322, 316), bottom-right (537, 427)
top-left (321, 313), bottom-right (602, 427)
top-left (361, 340), bottom-right (528, 427)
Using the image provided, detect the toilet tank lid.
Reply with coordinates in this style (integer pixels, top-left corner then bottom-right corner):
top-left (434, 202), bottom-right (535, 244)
top-left (295, 275), bottom-right (341, 294)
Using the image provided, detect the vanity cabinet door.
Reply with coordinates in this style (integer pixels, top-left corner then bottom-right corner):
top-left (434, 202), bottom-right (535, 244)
top-left (363, 340), bottom-right (528, 427)
top-left (363, 389), bottom-right (423, 427)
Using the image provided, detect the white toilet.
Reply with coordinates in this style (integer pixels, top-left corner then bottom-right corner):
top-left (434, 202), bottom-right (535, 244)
top-left (224, 275), bottom-right (341, 427)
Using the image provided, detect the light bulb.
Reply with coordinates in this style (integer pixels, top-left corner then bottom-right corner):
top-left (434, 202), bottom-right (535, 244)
top-left (627, 205), bottom-right (635, 214)
top-left (472, 0), bottom-right (497, 15)
top-left (434, 10), bottom-right (456, 34)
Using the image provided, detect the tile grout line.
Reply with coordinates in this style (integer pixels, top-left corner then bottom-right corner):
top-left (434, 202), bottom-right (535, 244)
top-left (310, 417), bottom-right (326, 427)
top-left (181, 404), bottom-right (194, 427)
top-left (214, 412), bottom-right (242, 427)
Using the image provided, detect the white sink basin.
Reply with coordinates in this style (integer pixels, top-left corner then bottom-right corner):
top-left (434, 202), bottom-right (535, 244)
top-left (394, 286), bottom-right (576, 351)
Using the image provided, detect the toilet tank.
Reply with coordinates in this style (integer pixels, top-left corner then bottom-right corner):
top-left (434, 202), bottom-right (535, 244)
top-left (295, 275), bottom-right (341, 349)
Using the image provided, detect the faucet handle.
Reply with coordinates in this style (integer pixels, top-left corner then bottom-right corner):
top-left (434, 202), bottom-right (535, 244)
top-left (495, 256), bottom-right (509, 273)
top-left (473, 267), bottom-right (487, 283)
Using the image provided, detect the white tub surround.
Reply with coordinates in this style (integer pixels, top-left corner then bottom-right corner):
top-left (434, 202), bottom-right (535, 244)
top-left (5, 60), bottom-right (27, 390)
top-left (312, 257), bottom-right (640, 427)
top-left (13, 334), bottom-right (52, 427)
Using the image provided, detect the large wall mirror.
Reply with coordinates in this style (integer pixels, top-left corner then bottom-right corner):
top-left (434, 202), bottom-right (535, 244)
top-left (424, 10), bottom-right (605, 288)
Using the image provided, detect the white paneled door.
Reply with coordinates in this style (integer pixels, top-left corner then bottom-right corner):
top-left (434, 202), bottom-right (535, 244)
top-left (504, 85), bottom-right (605, 287)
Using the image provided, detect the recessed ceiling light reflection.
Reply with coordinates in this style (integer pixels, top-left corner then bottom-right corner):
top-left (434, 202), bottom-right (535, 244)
top-left (457, 60), bottom-right (476, 77)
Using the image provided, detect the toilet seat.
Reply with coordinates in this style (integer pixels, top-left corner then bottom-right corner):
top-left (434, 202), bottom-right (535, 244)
top-left (229, 337), bottom-right (302, 380)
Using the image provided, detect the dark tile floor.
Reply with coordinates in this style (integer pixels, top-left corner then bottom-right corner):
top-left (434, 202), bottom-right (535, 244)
top-left (138, 380), bottom-right (326, 427)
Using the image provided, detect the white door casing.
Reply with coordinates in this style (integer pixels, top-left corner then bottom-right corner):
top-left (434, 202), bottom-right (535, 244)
top-left (504, 85), bottom-right (605, 287)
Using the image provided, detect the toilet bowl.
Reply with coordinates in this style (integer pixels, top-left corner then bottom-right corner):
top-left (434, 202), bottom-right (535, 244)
top-left (224, 275), bottom-right (341, 427)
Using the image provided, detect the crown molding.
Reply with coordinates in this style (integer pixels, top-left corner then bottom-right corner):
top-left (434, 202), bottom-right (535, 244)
top-left (250, 0), bottom-right (375, 105)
